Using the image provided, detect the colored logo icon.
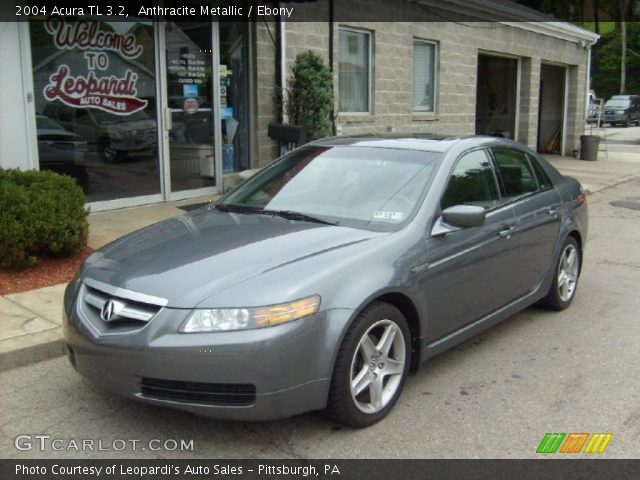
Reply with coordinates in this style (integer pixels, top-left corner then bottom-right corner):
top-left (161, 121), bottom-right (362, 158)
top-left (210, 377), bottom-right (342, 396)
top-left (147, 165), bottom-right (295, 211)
top-left (537, 433), bottom-right (613, 454)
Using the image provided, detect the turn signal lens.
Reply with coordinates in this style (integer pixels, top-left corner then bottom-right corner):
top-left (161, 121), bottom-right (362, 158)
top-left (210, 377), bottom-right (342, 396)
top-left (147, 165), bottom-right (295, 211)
top-left (254, 296), bottom-right (321, 327)
top-left (180, 295), bottom-right (321, 333)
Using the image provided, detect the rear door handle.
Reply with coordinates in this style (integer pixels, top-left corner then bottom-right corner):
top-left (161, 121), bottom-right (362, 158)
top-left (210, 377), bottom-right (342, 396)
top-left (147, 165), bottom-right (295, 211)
top-left (547, 208), bottom-right (558, 217)
top-left (498, 226), bottom-right (515, 238)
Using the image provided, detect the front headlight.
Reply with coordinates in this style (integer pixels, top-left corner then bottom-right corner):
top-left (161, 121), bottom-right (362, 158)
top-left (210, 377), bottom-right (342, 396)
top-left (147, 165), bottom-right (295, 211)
top-left (180, 295), bottom-right (321, 333)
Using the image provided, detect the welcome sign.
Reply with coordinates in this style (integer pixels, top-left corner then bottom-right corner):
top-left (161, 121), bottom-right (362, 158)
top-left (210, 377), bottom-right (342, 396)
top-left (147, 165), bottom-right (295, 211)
top-left (42, 18), bottom-right (148, 115)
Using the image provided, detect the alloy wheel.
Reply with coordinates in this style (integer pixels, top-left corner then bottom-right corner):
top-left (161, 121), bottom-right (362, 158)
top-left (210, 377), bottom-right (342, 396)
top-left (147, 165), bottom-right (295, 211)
top-left (557, 244), bottom-right (579, 302)
top-left (349, 319), bottom-right (406, 414)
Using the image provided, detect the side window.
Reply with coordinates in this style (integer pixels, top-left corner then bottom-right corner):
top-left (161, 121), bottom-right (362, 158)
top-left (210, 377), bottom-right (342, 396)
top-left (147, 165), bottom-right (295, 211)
top-left (441, 149), bottom-right (500, 210)
top-left (527, 153), bottom-right (552, 190)
top-left (491, 147), bottom-right (539, 201)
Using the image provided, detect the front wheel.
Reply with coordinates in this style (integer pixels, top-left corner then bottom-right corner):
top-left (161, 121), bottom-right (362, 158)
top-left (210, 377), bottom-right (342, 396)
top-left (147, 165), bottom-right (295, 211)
top-left (538, 237), bottom-right (581, 310)
top-left (326, 302), bottom-right (410, 428)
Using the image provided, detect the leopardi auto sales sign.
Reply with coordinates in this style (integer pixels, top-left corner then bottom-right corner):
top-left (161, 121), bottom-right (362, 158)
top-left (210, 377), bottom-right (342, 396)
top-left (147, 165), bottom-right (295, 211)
top-left (42, 18), bottom-right (148, 115)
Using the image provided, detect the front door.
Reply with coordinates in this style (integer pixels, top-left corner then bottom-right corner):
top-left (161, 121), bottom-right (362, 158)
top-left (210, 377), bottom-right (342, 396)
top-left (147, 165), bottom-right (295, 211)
top-left (160, 21), bottom-right (220, 198)
top-left (421, 148), bottom-right (521, 342)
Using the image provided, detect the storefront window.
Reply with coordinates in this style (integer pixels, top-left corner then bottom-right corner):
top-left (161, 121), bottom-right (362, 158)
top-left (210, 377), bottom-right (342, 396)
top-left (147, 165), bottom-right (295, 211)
top-left (165, 21), bottom-right (216, 192)
top-left (164, 21), bottom-right (250, 192)
top-left (30, 19), bottom-right (160, 202)
top-left (219, 22), bottom-right (250, 174)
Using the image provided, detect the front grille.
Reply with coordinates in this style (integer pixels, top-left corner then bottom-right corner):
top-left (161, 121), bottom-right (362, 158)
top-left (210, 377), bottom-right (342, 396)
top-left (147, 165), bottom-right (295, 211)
top-left (140, 377), bottom-right (257, 406)
top-left (80, 284), bottom-right (162, 334)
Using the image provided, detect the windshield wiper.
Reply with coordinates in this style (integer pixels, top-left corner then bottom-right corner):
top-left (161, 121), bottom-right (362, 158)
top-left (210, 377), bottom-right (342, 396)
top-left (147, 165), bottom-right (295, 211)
top-left (262, 209), bottom-right (338, 226)
top-left (215, 204), bottom-right (337, 225)
top-left (214, 203), bottom-right (260, 213)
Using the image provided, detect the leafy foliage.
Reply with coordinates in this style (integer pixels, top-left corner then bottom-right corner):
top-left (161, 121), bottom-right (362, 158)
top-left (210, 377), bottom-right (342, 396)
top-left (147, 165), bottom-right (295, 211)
top-left (0, 169), bottom-right (89, 270)
top-left (284, 51), bottom-right (334, 141)
top-left (592, 22), bottom-right (640, 101)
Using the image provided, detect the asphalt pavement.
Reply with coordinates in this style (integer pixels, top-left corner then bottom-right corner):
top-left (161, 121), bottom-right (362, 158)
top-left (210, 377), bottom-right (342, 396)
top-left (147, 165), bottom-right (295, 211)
top-left (1, 135), bottom-right (639, 459)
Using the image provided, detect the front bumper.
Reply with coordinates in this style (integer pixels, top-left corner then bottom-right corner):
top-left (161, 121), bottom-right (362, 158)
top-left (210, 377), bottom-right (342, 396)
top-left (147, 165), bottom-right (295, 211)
top-left (63, 283), bottom-right (353, 421)
top-left (603, 114), bottom-right (628, 123)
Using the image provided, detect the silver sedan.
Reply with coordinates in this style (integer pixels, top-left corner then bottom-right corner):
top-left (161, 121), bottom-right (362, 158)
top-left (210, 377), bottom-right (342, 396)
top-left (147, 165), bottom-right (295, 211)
top-left (63, 136), bottom-right (587, 427)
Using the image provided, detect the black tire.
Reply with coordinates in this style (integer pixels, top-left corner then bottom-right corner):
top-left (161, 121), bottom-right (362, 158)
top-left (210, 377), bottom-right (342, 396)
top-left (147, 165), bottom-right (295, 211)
top-left (538, 237), bottom-right (581, 311)
top-left (326, 302), bottom-right (411, 428)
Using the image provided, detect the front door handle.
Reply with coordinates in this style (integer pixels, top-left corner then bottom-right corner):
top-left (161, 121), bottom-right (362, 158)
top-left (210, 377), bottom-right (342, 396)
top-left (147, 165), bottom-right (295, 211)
top-left (498, 226), bottom-right (515, 239)
top-left (547, 208), bottom-right (558, 217)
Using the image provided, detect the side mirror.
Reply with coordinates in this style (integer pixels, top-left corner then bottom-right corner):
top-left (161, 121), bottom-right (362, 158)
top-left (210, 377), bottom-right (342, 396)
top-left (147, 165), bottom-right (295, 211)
top-left (441, 205), bottom-right (486, 229)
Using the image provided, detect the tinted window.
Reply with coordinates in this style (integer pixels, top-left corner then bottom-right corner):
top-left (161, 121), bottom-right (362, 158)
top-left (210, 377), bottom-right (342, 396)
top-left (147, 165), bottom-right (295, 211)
top-left (527, 153), bottom-right (552, 190)
top-left (441, 149), bottom-right (500, 210)
top-left (491, 148), bottom-right (538, 200)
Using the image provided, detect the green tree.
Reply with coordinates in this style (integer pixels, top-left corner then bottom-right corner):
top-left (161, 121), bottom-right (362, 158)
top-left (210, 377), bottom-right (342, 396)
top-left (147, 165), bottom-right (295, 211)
top-left (284, 51), bottom-right (333, 141)
top-left (592, 22), bottom-right (640, 99)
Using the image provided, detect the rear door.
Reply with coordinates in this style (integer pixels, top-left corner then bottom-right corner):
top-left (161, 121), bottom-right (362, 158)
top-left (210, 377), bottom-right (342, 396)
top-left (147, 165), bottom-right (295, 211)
top-left (489, 147), bottom-right (562, 296)
top-left (422, 148), bottom-right (520, 341)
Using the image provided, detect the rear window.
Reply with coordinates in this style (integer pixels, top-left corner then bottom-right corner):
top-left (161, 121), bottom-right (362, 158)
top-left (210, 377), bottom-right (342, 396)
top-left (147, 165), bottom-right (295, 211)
top-left (491, 147), bottom-right (539, 201)
top-left (527, 154), bottom-right (552, 190)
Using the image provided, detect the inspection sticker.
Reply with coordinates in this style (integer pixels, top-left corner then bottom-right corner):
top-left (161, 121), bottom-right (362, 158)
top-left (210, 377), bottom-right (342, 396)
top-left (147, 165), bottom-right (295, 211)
top-left (373, 211), bottom-right (404, 221)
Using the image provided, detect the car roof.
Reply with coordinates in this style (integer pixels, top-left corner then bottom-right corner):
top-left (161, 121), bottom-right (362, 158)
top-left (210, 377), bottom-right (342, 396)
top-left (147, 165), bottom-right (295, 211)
top-left (311, 134), bottom-right (515, 154)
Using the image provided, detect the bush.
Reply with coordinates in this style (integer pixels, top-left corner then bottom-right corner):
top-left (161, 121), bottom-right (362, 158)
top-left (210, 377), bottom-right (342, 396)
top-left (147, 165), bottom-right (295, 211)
top-left (0, 168), bottom-right (88, 269)
top-left (284, 51), bottom-right (334, 141)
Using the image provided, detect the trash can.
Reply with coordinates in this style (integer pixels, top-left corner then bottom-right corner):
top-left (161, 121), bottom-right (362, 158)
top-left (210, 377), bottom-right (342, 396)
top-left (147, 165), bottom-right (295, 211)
top-left (580, 135), bottom-right (600, 161)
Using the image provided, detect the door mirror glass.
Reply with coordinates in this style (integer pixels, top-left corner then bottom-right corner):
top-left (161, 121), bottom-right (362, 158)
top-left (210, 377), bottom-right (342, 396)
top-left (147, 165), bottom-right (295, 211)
top-left (442, 205), bottom-right (486, 228)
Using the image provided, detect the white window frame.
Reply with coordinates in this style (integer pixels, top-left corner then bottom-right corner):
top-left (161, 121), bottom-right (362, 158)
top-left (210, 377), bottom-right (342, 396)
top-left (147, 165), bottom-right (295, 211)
top-left (338, 27), bottom-right (373, 114)
top-left (412, 38), bottom-right (438, 113)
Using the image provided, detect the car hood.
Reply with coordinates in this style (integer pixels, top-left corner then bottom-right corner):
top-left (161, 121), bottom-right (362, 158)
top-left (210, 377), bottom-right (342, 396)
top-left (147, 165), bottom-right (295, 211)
top-left (37, 128), bottom-right (86, 142)
top-left (83, 208), bottom-right (380, 308)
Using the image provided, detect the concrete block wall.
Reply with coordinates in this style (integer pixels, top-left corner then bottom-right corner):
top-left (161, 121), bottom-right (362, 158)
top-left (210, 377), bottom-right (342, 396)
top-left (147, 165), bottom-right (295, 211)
top-left (253, 21), bottom-right (280, 167)
top-left (253, 13), bottom-right (592, 165)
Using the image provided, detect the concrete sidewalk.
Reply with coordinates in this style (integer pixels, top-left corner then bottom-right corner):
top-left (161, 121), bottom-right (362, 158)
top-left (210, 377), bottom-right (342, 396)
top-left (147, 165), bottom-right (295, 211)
top-left (2, 149), bottom-right (640, 371)
top-left (0, 195), bottom-right (215, 371)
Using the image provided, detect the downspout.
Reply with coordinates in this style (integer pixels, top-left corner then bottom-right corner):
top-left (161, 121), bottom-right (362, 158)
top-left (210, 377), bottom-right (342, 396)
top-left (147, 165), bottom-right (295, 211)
top-left (586, 44), bottom-right (592, 118)
top-left (329, 0), bottom-right (335, 135)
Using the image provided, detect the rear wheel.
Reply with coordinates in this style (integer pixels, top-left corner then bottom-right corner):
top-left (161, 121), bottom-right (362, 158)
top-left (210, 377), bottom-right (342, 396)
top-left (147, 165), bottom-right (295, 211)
top-left (538, 237), bottom-right (581, 310)
top-left (326, 302), bottom-right (410, 428)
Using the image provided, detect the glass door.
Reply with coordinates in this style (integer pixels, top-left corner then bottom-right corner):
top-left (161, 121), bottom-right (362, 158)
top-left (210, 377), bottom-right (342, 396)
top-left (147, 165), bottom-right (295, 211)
top-left (162, 21), bottom-right (218, 195)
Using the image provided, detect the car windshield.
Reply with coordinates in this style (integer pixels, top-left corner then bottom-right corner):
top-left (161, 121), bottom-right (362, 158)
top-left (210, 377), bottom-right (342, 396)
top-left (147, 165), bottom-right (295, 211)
top-left (219, 145), bottom-right (441, 230)
top-left (36, 116), bottom-right (64, 131)
top-left (605, 99), bottom-right (631, 108)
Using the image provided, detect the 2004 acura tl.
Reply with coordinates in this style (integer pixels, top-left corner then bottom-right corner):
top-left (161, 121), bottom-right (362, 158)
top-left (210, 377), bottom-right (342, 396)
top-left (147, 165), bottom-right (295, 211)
top-left (63, 136), bottom-right (587, 427)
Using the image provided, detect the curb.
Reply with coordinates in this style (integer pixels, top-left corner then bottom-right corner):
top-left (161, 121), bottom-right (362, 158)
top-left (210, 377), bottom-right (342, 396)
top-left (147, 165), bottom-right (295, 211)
top-left (0, 334), bottom-right (65, 372)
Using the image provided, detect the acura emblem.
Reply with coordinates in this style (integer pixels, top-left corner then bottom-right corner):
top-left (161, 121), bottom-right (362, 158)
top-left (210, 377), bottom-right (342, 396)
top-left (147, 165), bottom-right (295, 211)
top-left (101, 300), bottom-right (116, 322)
